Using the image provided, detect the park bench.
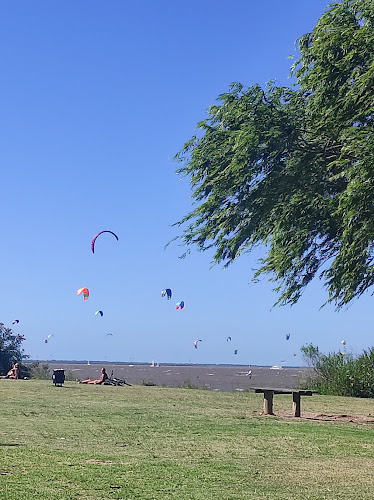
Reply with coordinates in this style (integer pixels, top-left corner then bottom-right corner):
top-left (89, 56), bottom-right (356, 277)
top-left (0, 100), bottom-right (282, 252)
top-left (250, 387), bottom-right (316, 417)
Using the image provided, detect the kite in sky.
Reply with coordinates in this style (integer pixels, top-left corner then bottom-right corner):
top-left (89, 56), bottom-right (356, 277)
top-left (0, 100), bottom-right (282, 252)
top-left (91, 231), bottom-right (119, 254)
top-left (161, 289), bottom-right (172, 300)
top-left (45, 334), bottom-right (54, 344)
top-left (226, 336), bottom-right (232, 342)
top-left (77, 288), bottom-right (89, 300)
top-left (95, 310), bottom-right (103, 317)
top-left (286, 334), bottom-right (291, 340)
top-left (234, 349), bottom-right (238, 355)
top-left (176, 301), bottom-right (184, 310)
top-left (12, 320), bottom-right (19, 324)
top-left (194, 339), bottom-right (202, 349)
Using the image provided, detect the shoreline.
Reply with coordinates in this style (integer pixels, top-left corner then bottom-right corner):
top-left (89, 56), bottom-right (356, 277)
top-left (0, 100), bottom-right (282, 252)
top-left (37, 361), bottom-right (313, 392)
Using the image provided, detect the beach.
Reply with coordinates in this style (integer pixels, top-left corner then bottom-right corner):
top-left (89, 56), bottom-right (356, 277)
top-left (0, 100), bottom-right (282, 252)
top-left (46, 361), bottom-right (313, 392)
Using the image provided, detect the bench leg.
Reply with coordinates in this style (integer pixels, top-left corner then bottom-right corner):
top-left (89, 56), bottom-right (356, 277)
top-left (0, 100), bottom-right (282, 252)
top-left (292, 392), bottom-right (301, 417)
top-left (263, 390), bottom-right (274, 415)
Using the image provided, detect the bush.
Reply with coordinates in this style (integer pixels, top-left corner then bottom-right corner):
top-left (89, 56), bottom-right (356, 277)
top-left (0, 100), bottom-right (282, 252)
top-left (141, 379), bottom-right (157, 386)
top-left (301, 344), bottom-right (374, 397)
top-left (27, 362), bottom-right (50, 380)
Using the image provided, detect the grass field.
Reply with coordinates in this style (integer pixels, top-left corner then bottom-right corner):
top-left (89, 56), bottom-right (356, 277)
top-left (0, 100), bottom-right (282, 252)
top-left (1, 381), bottom-right (374, 499)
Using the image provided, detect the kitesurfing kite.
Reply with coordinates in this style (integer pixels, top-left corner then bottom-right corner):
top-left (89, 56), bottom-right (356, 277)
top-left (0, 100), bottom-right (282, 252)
top-left (12, 320), bottom-right (19, 324)
top-left (161, 289), bottom-right (172, 300)
top-left (95, 310), bottom-right (103, 317)
top-left (176, 301), bottom-right (184, 310)
top-left (234, 349), bottom-right (238, 355)
top-left (45, 334), bottom-right (54, 344)
top-left (341, 340), bottom-right (347, 346)
top-left (194, 339), bottom-right (202, 349)
top-left (286, 334), bottom-right (291, 340)
top-left (226, 336), bottom-right (232, 342)
top-left (77, 288), bottom-right (89, 300)
top-left (105, 333), bottom-right (113, 337)
top-left (91, 231), bottom-right (119, 254)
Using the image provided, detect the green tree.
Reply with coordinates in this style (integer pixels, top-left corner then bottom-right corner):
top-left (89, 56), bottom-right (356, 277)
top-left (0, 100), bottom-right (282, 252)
top-left (174, 0), bottom-right (374, 309)
top-left (0, 322), bottom-right (28, 375)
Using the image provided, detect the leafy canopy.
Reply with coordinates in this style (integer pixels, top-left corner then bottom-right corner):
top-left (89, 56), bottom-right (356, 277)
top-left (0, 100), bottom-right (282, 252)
top-left (175, 0), bottom-right (374, 309)
top-left (0, 322), bottom-right (27, 375)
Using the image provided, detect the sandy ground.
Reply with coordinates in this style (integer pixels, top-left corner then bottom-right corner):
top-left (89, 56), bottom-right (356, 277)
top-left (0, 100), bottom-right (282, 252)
top-left (264, 411), bottom-right (374, 424)
top-left (45, 361), bottom-right (312, 392)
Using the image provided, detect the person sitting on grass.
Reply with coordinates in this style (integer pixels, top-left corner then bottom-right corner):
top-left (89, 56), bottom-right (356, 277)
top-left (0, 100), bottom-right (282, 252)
top-left (79, 367), bottom-right (108, 385)
top-left (0, 362), bottom-right (20, 379)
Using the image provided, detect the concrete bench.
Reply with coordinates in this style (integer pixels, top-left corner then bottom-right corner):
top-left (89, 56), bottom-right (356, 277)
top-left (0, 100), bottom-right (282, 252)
top-left (250, 387), bottom-right (316, 417)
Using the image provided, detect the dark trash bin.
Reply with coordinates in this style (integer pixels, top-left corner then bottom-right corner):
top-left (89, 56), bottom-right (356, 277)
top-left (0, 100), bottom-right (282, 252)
top-left (52, 369), bottom-right (65, 386)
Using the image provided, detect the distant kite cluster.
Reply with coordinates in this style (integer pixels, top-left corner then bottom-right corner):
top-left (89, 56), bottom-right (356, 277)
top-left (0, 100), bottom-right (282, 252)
top-left (77, 232), bottom-right (195, 349)
top-left (9, 229), bottom-right (346, 362)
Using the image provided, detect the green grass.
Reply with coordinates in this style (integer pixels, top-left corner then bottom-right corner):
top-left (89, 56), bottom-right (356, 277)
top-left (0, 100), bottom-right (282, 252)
top-left (1, 381), bottom-right (374, 499)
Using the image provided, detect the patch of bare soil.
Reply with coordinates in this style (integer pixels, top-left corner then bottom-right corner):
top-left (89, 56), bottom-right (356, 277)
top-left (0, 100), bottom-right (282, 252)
top-left (266, 411), bottom-right (374, 424)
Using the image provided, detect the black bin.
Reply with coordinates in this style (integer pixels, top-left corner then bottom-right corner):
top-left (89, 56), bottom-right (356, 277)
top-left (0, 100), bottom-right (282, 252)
top-left (52, 369), bottom-right (65, 386)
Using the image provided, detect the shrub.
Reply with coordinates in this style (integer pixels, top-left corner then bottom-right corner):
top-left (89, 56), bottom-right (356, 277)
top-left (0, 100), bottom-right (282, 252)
top-left (141, 379), bottom-right (157, 386)
top-left (182, 380), bottom-right (201, 389)
top-left (28, 362), bottom-right (50, 380)
top-left (301, 344), bottom-right (374, 397)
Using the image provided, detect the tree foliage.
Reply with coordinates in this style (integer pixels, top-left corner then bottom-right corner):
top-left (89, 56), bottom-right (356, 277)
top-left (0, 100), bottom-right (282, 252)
top-left (175, 0), bottom-right (374, 308)
top-left (0, 322), bottom-right (27, 375)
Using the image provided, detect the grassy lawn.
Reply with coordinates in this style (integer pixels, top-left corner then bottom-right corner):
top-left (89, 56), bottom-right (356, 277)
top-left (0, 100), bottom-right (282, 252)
top-left (1, 381), bottom-right (374, 499)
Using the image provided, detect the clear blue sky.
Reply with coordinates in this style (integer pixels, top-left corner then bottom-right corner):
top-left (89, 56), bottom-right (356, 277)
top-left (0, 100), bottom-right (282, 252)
top-left (1, 1), bottom-right (370, 366)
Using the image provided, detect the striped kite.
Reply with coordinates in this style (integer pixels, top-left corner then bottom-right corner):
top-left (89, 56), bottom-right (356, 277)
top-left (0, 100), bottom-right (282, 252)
top-left (77, 288), bottom-right (89, 300)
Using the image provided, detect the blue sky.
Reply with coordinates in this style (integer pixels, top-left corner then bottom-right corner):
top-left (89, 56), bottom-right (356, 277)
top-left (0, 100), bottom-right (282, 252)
top-left (1, 1), bottom-right (370, 366)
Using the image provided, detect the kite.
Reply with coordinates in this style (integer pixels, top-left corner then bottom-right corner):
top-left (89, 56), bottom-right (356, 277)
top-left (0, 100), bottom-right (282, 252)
top-left (226, 336), bottom-right (232, 342)
top-left (95, 310), bottom-right (103, 317)
top-left (45, 334), bottom-right (54, 344)
top-left (341, 340), bottom-right (347, 345)
top-left (286, 334), bottom-right (291, 340)
top-left (91, 231), bottom-right (119, 254)
top-left (77, 288), bottom-right (89, 300)
top-left (194, 339), bottom-right (202, 349)
top-left (12, 320), bottom-right (19, 324)
top-left (161, 289), bottom-right (172, 300)
top-left (105, 333), bottom-right (113, 337)
top-left (234, 349), bottom-right (238, 355)
top-left (176, 301), bottom-right (185, 310)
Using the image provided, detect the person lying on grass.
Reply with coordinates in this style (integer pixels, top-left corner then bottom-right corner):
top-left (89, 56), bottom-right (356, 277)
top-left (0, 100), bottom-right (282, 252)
top-left (79, 367), bottom-right (108, 385)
